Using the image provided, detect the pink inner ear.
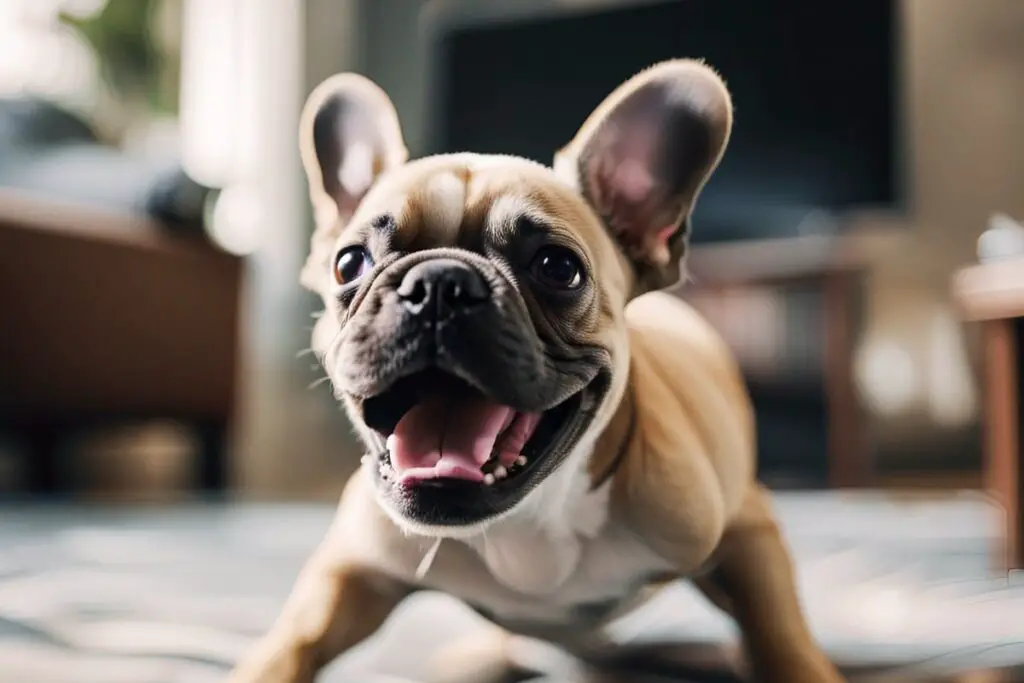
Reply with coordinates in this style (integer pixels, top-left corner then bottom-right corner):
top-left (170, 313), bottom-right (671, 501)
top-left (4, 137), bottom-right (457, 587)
top-left (612, 158), bottom-right (655, 203)
top-left (654, 223), bottom-right (676, 246)
top-left (587, 120), bottom-right (682, 260)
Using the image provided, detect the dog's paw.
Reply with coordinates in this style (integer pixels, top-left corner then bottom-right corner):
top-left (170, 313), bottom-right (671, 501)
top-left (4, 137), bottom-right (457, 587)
top-left (762, 652), bottom-right (847, 683)
top-left (426, 629), bottom-right (520, 683)
top-left (224, 642), bottom-right (315, 683)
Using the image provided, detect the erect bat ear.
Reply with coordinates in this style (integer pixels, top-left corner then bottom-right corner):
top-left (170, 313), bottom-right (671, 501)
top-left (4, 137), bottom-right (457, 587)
top-left (298, 73), bottom-right (407, 292)
top-left (554, 60), bottom-right (732, 293)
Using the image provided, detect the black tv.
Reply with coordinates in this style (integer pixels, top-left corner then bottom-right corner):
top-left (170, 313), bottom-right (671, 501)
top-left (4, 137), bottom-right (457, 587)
top-left (427, 0), bottom-right (904, 244)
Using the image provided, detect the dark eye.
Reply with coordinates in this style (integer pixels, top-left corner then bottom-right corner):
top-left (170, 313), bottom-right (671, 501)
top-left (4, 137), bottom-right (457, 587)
top-left (530, 246), bottom-right (584, 290)
top-left (334, 246), bottom-right (373, 285)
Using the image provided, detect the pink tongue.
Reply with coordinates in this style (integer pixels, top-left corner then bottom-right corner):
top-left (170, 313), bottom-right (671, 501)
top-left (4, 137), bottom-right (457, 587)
top-left (390, 393), bottom-right (513, 482)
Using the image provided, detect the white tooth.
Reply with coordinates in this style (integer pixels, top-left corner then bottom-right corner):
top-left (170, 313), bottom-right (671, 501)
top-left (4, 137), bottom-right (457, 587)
top-left (386, 434), bottom-right (396, 452)
top-left (515, 456), bottom-right (527, 467)
top-left (484, 473), bottom-right (495, 485)
top-left (494, 466), bottom-right (507, 479)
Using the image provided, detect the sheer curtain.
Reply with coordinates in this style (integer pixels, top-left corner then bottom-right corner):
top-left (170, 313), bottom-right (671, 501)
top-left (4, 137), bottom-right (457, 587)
top-left (179, 0), bottom-right (360, 497)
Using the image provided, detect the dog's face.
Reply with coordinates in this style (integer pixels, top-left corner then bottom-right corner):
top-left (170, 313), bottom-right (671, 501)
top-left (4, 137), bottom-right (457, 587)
top-left (300, 62), bottom-right (732, 535)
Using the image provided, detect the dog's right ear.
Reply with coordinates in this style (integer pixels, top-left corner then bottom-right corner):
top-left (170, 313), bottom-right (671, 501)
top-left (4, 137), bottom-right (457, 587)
top-left (299, 74), bottom-right (407, 292)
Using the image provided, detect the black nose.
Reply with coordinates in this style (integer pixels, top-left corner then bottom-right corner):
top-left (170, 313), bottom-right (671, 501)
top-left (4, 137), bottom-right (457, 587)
top-left (397, 259), bottom-right (490, 319)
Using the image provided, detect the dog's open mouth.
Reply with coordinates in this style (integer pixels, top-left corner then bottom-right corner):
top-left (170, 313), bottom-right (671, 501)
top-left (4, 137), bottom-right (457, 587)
top-left (363, 369), bottom-right (580, 487)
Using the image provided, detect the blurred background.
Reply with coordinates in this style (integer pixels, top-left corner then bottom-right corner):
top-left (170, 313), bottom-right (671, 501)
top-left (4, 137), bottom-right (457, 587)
top-left (1, 0), bottom-right (1023, 681)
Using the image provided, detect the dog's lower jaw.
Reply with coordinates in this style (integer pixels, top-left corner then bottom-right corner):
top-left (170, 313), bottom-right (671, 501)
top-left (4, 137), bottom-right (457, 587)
top-left (370, 479), bottom-right (514, 541)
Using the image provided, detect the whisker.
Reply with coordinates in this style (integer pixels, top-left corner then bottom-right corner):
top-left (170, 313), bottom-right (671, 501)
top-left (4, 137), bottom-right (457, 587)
top-left (415, 537), bottom-right (443, 581)
top-left (308, 375), bottom-right (333, 390)
top-left (324, 329), bottom-right (345, 366)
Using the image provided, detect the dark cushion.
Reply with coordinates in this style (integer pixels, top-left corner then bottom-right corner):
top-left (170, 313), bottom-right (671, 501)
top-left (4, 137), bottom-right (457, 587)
top-left (0, 98), bottom-right (212, 232)
top-left (0, 97), bottom-right (98, 149)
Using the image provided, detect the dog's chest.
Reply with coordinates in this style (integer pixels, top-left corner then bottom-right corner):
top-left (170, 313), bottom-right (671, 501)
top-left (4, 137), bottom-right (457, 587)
top-left (417, 488), bottom-right (676, 636)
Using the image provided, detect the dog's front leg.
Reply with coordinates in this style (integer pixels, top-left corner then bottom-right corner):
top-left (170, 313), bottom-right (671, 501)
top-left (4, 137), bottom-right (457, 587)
top-left (227, 547), bottom-right (407, 683)
top-left (694, 485), bottom-right (845, 683)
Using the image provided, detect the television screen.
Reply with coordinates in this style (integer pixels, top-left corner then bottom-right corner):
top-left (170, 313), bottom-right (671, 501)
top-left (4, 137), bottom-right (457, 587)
top-left (433, 0), bottom-right (900, 243)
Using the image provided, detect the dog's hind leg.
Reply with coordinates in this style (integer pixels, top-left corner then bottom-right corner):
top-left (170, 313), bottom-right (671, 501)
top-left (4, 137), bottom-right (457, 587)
top-left (693, 485), bottom-right (845, 683)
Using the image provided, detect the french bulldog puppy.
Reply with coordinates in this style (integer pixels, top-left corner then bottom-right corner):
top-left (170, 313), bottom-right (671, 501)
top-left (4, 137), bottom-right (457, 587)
top-left (227, 60), bottom-right (845, 683)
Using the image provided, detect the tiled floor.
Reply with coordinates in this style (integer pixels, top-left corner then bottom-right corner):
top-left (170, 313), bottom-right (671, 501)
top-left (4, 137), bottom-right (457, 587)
top-left (0, 492), bottom-right (1021, 682)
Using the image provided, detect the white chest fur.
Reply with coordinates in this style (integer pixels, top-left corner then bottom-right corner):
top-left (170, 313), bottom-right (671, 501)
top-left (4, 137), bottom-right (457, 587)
top-left (422, 495), bottom-right (673, 637)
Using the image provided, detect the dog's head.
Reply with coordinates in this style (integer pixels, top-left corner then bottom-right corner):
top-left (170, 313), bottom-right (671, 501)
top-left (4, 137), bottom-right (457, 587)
top-left (301, 61), bottom-right (731, 536)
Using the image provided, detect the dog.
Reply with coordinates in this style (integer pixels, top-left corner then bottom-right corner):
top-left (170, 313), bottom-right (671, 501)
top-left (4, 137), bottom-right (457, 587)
top-left (227, 60), bottom-right (845, 683)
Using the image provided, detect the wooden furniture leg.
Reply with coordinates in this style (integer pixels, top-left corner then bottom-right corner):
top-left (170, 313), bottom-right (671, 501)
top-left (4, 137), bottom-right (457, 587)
top-left (195, 419), bottom-right (231, 493)
top-left (983, 318), bottom-right (1023, 572)
top-left (824, 270), bottom-right (868, 488)
top-left (22, 423), bottom-right (62, 495)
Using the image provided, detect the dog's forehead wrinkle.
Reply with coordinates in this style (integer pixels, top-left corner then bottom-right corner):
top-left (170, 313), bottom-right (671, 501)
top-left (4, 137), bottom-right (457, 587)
top-left (485, 194), bottom-right (548, 233)
top-left (408, 170), bottom-right (467, 244)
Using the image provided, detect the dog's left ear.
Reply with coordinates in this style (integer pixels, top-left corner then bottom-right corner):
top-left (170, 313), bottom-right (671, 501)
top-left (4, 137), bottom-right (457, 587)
top-left (554, 60), bottom-right (732, 293)
top-left (299, 73), bottom-right (408, 292)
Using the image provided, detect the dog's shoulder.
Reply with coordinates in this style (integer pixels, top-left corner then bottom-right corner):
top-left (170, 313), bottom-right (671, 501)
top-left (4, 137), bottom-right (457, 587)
top-left (625, 291), bottom-right (752, 450)
top-left (608, 291), bottom-right (755, 569)
top-left (625, 291), bottom-right (743, 390)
